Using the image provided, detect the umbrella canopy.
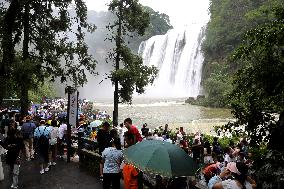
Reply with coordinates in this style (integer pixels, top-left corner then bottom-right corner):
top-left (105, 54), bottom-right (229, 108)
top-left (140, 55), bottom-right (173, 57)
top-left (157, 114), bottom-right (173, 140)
top-left (90, 120), bottom-right (103, 128)
top-left (123, 140), bottom-right (198, 177)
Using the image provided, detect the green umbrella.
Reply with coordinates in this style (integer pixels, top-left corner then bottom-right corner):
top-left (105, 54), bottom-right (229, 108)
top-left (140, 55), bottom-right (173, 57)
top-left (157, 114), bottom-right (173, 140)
top-left (123, 140), bottom-right (198, 177)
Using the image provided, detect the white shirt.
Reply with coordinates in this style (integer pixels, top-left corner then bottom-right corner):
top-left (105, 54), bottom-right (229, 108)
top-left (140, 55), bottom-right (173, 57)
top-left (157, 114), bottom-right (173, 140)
top-left (59, 123), bottom-right (67, 139)
top-left (49, 126), bottom-right (59, 145)
top-left (224, 154), bottom-right (233, 164)
top-left (117, 126), bottom-right (127, 145)
top-left (222, 179), bottom-right (242, 189)
top-left (164, 138), bottom-right (173, 143)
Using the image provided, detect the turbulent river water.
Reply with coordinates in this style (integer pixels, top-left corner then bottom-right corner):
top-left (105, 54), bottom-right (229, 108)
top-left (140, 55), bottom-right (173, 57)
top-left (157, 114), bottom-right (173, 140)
top-left (94, 98), bottom-right (233, 134)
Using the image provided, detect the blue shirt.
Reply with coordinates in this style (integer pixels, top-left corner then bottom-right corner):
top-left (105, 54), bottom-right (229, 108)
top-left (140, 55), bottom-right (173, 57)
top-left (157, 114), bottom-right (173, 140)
top-left (34, 126), bottom-right (51, 138)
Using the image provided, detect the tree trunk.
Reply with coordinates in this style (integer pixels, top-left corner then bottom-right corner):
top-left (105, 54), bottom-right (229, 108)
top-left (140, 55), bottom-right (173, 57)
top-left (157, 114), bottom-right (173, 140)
top-left (113, 3), bottom-right (123, 127)
top-left (20, 3), bottom-right (30, 116)
top-left (0, 0), bottom-right (20, 107)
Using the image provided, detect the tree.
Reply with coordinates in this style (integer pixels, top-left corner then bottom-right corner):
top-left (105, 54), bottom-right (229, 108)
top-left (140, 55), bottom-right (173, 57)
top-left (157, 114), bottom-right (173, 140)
top-left (107, 0), bottom-right (158, 126)
top-left (0, 0), bottom-right (96, 115)
top-left (201, 0), bottom-right (283, 108)
top-left (227, 6), bottom-right (284, 146)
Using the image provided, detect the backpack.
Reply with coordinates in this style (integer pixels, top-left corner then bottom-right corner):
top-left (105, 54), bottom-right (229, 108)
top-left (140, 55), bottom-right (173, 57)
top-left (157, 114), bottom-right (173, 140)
top-left (22, 123), bottom-right (32, 140)
top-left (37, 127), bottom-right (49, 146)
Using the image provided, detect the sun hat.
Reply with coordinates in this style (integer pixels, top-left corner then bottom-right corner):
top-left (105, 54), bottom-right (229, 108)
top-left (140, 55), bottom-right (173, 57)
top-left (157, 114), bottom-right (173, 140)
top-left (25, 116), bottom-right (32, 121)
top-left (40, 120), bottom-right (46, 124)
top-left (226, 162), bottom-right (241, 175)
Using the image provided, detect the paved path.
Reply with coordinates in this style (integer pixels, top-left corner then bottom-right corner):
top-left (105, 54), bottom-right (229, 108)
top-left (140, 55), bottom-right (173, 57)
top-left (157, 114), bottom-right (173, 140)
top-left (0, 159), bottom-right (103, 189)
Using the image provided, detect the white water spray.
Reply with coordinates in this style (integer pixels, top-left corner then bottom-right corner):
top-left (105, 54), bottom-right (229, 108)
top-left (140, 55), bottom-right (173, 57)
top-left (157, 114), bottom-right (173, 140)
top-left (138, 25), bottom-right (206, 98)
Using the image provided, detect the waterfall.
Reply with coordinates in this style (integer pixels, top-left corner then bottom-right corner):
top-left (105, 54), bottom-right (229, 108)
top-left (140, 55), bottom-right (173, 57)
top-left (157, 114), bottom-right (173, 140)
top-left (138, 25), bottom-right (206, 98)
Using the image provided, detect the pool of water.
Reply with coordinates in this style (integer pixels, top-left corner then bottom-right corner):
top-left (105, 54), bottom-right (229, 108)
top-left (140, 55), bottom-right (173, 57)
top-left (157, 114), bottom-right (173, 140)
top-left (94, 97), bottom-right (233, 134)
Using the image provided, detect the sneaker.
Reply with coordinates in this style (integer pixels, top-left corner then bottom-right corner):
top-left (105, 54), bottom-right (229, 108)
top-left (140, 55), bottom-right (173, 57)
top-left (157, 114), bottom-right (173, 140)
top-left (45, 167), bottom-right (49, 172)
top-left (48, 162), bottom-right (52, 166)
top-left (40, 169), bottom-right (45, 174)
top-left (52, 162), bottom-right (56, 166)
top-left (11, 184), bottom-right (18, 189)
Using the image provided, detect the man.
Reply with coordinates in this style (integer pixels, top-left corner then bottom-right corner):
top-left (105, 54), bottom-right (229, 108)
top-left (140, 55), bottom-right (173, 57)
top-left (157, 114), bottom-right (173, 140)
top-left (21, 116), bottom-right (36, 161)
top-left (34, 120), bottom-right (51, 174)
top-left (124, 118), bottom-right (142, 144)
top-left (97, 122), bottom-right (111, 181)
top-left (141, 123), bottom-right (149, 137)
top-left (97, 122), bottom-right (111, 154)
top-left (162, 124), bottom-right (169, 136)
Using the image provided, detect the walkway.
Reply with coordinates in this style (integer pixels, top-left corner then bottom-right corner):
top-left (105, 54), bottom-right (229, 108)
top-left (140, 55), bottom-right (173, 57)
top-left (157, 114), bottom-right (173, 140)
top-left (0, 159), bottom-right (103, 189)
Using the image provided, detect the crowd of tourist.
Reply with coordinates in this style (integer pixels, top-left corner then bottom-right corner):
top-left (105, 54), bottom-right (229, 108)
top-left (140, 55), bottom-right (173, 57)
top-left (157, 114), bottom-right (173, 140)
top-left (0, 98), bottom-right (257, 189)
top-left (0, 112), bottom-right (69, 189)
top-left (95, 119), bottom-right (257, 189)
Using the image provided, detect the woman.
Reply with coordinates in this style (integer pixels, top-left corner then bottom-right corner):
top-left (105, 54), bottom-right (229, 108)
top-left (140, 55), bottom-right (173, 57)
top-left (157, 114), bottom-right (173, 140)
top-left (100, 137), bottom-right (123, 189)
top-left (208, 162), bottom-right (256, 189)
top-left (48, 119), bottom-right (59, 166)
top-left (5, 130), bottom-right (25, 188)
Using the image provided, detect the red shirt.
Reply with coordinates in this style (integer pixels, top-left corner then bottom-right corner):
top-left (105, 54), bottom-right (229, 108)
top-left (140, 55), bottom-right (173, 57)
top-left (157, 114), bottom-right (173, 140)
top-left (129, 125), bottom-right (142, 143)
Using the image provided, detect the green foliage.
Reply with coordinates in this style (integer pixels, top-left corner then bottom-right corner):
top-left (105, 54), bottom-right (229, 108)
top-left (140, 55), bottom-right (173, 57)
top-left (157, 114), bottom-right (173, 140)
top-left (28, 81), bottom-right (57, 103)
top-left (107, 0), bottom-right (158, 103)
top-left (201, 0), bottom-right (283, 108)
top-left (0, 0), bottom-right (96, 113)
top-left (111, 46), bottom-right (158, 103)
top-left (227, 6), bottom-right (284, 146)
top-left (202, 62), bottom-right (232, 107)
top-left (202, 134), bottom-right (240, 149)
top-left (224, 6), bottom-right (284, 188)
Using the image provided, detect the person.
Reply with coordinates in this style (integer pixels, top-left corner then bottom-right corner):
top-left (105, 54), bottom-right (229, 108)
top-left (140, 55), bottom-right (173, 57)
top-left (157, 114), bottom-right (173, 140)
top-left (162, 124), bottom-right (169, 136)
top-left (58, 120), bottom-right (67, 158)
top-left (117, 123), bottom-right (127, 146)
top-left (90, 127), bottom-right (97, 140)
top-left (34, 120), bottom-right (51, 174)
top-left (164, 134), bottom-right (172, 143)
top-left (48, 119), bottom-right (59, 166)
top-left (97, 122), bottom-right (112, 181)
top-left (212, 137), bottom-right (223, 158)
top-left (191, 138), bottom-right (203, 163)
top-left (123, 132), bottom-right (139, 189)
top-left (203, 162), bottom-right (223, 183)
top-left (224, 147), bottom-right (233, 166)
top-left (7, 120), bottom-right (17, 139)
top-left (124, 118), bottom-right (142, 144)
top-left (97, 122), bottom-right (111, 154)
top-left (0, 133), bottom-right (5, 181)
top-left (21, 116), bottom-right (36, 161)
top-left (204, 141), bottom-right (213, 164)
top-left (1, 114), bottom-right (10, 138)
top-left (141, 123), bottom-right (149, 137)
top-left (4, 130), bottom-right (25, 189)
top-left (208, 162), bottom-right (255, 189)
top-left (100, 137), bottom-right (123, 189)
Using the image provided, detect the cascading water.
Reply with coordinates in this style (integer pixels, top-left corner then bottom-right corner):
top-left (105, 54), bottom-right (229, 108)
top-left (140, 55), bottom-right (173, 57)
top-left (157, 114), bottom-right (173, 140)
top-left (138, 25), bottom-right (206, 98)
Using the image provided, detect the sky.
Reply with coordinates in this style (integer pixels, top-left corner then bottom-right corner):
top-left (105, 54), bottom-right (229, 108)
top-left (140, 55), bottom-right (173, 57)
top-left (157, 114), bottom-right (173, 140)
top-left (84, 0), bottom-right (210, 28)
